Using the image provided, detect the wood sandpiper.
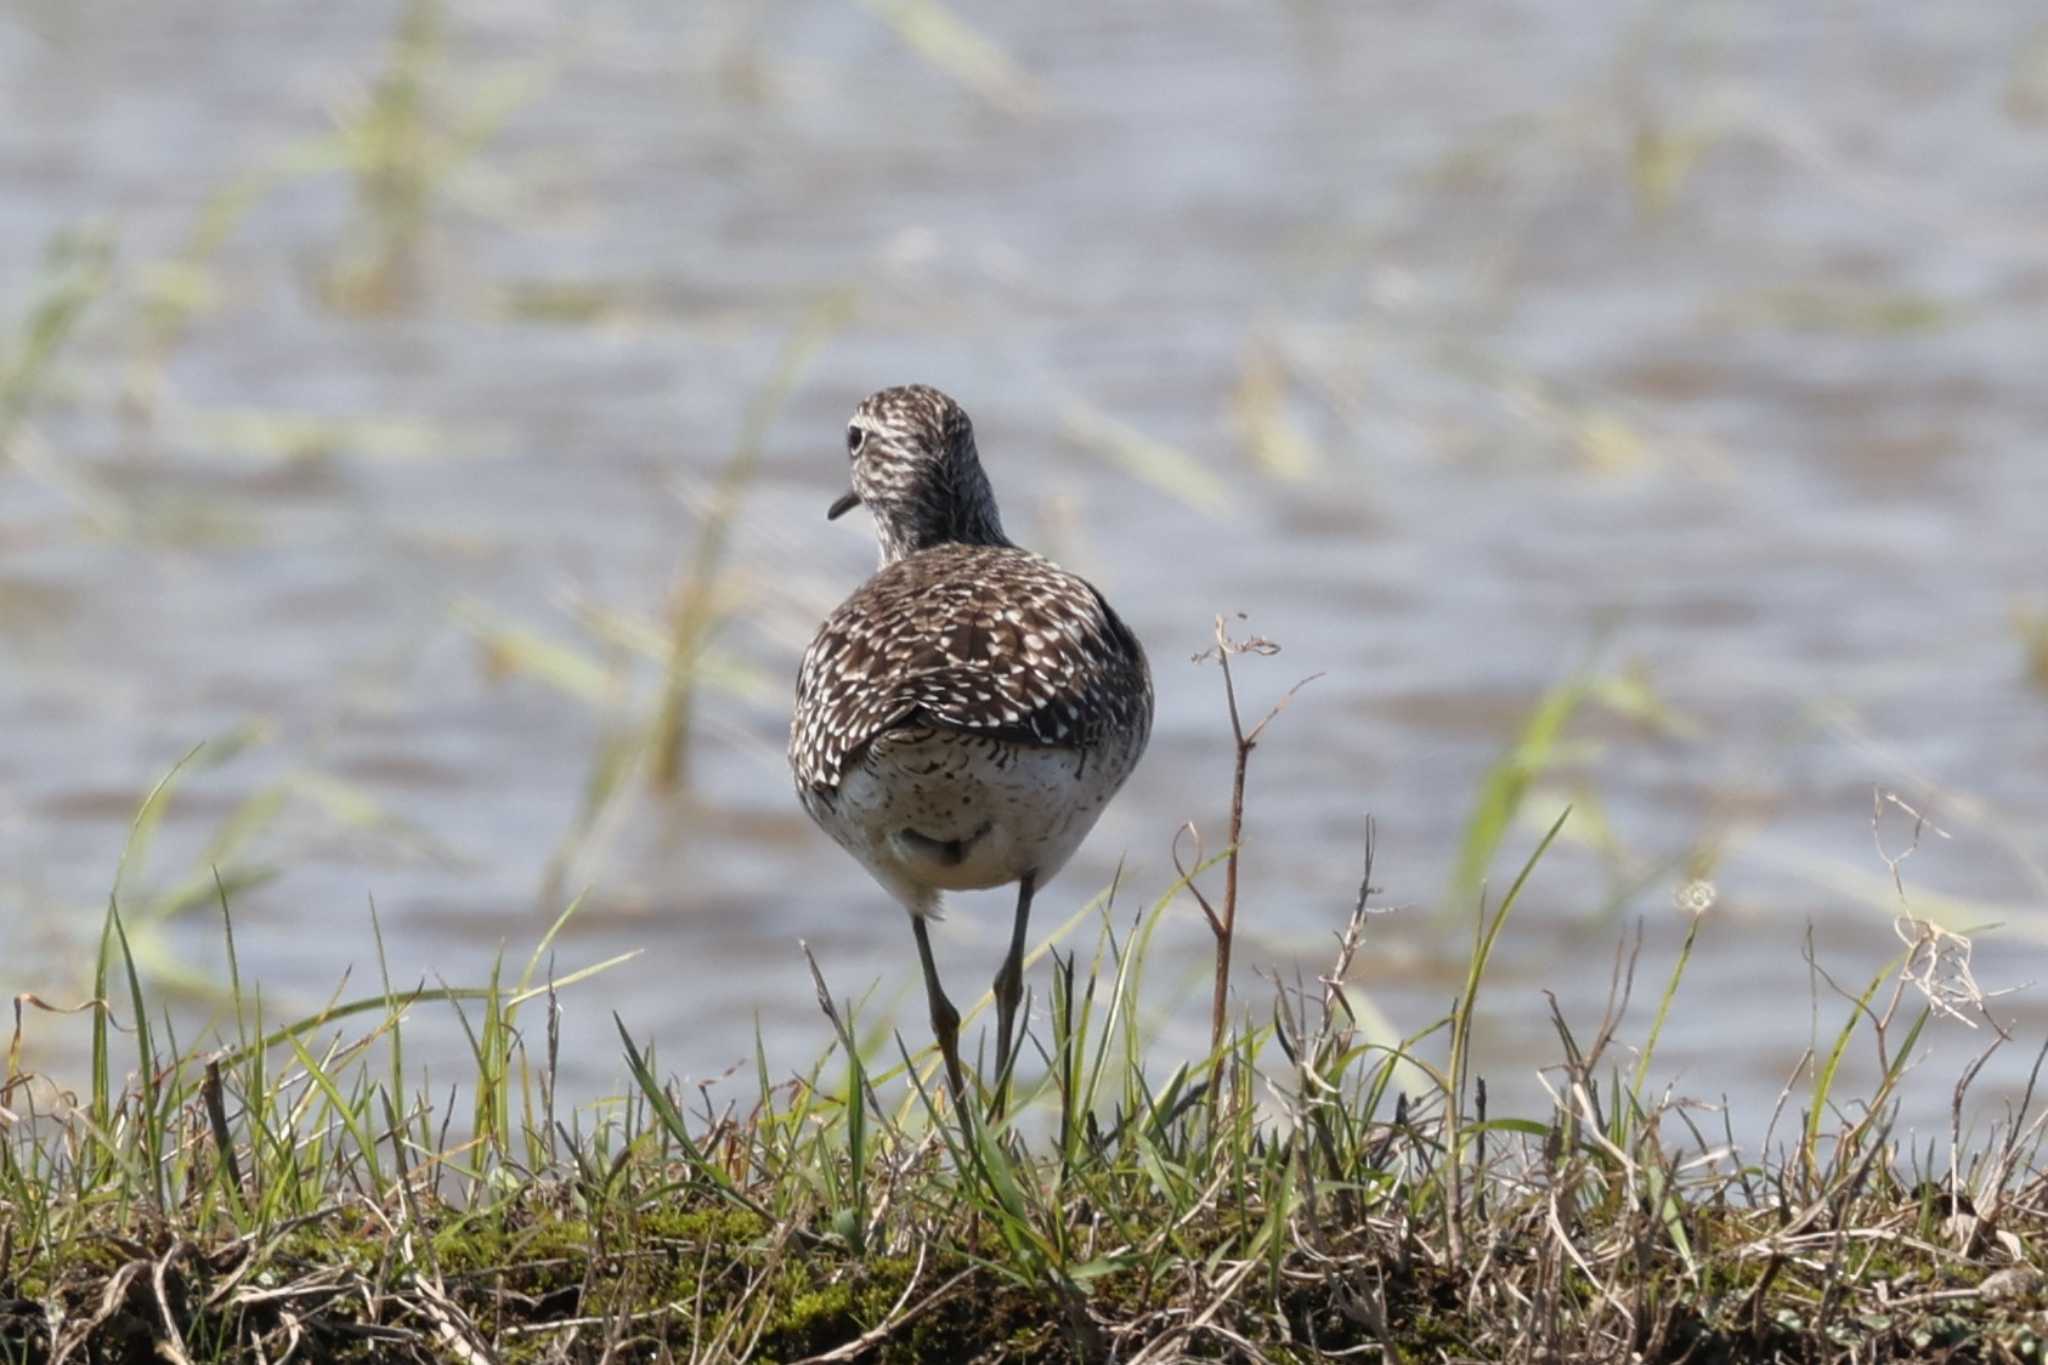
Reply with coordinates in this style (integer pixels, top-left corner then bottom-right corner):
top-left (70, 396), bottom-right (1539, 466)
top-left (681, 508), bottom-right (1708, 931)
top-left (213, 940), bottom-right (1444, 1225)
top-left (789, 385), bottom-right (1153, 1109)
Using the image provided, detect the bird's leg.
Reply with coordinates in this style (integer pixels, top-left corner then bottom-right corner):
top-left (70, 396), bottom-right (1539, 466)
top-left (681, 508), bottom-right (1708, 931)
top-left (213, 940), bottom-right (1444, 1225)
top-left (991, 871), bottom-right (1037, 1115)
top-left (911, 915), bottom-right (967, 1112)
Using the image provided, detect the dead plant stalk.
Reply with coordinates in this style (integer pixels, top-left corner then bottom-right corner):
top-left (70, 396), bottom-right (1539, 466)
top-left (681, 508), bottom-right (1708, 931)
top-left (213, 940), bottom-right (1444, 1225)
top-left (1187, 614), bottom-right (1319, 1100)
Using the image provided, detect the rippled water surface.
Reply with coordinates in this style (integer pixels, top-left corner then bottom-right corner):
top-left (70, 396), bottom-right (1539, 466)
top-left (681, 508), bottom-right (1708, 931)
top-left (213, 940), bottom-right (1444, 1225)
top-left (4, 0), bottom-right (2046, 1134)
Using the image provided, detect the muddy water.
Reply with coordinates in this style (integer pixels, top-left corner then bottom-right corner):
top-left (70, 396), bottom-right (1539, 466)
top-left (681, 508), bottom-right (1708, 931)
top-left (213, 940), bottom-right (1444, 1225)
top-left (3, 1), bottom-right (2045, 1138)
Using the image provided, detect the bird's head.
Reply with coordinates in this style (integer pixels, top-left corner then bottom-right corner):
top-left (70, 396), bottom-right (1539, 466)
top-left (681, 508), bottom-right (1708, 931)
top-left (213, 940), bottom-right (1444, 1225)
top-left (831, 385), bottom-right (1008, 564)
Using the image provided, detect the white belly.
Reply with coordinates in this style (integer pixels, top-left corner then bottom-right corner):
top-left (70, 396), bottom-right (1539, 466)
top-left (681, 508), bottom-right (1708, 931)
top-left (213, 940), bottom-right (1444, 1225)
top-left (803, 727), bottom-right (1142, 915)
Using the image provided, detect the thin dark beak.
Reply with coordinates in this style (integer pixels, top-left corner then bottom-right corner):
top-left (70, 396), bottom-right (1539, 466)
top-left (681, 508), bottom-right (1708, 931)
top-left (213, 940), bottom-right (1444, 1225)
top-left (827, 490), bottom-right (861, 520)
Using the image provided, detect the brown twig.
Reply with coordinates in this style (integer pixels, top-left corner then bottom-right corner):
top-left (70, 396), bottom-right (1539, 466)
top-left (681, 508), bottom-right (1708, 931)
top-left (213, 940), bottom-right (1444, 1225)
top-left (201, 1058), bottom-right (245, 1204)
top-left (1191, 613), bottom-right (1319, 1100)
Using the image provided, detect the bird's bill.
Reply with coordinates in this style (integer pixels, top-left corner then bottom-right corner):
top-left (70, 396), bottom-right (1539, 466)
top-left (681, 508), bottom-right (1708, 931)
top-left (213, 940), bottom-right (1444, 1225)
top-left (827, 490), bottom-right (861, 520)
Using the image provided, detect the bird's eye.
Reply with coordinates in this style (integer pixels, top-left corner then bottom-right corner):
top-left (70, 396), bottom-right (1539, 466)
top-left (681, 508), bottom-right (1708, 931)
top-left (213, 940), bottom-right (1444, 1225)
top-left (847, 426), bottom-right (866, 457)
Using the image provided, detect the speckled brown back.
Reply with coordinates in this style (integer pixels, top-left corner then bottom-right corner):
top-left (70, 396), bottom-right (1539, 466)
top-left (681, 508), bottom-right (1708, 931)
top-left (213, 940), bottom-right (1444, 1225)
top-left (790, 542), bottom-right (1152, 795)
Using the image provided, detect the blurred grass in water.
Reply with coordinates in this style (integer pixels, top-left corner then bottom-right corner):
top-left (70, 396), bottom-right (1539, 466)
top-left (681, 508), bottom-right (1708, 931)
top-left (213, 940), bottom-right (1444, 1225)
top-left (1, 229), bottom-right (124, 530)
top-left (855, 0), bottom-right (1046, 116)
top-left (650, 291), bottom-right (858, 791)
top-left (124, 0), bottom-right (550, 432)
top-left (1446, 656), bottom-right (1700, 921)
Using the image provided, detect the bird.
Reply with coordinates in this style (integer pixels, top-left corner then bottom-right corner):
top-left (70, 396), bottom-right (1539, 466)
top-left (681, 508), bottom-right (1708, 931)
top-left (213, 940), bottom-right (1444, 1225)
top-left (789, 384), bottom-right (1153, 1112)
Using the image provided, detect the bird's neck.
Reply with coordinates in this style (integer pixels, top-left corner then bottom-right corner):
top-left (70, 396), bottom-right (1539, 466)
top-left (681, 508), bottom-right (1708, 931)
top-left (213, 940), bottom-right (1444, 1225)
top-left (876, 470), bottom-right (1011, 566)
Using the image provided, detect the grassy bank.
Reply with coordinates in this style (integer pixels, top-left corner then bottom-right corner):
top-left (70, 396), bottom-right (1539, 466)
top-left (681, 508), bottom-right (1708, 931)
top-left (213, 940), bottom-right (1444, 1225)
top-left (5, 791), bottom-right (2047, 1365)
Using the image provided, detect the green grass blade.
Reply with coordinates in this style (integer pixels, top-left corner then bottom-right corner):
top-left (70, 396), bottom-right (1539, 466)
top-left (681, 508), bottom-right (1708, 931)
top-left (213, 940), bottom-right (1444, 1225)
top-left (1633, 911), bottom-right (1703, 1098)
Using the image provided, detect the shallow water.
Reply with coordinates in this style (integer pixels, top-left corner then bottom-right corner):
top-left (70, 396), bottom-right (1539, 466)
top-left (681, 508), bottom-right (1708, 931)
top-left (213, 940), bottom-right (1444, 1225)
top-left (3, 0), bottom-right (2045, 1139)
